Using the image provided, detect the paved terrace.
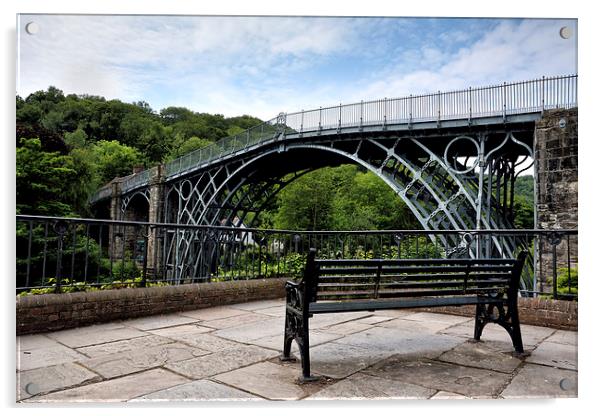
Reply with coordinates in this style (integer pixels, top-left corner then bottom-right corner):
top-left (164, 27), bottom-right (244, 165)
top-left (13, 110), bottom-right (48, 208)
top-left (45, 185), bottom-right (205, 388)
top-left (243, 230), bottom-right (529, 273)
top-left (17, 299), bottom-right (577, 402)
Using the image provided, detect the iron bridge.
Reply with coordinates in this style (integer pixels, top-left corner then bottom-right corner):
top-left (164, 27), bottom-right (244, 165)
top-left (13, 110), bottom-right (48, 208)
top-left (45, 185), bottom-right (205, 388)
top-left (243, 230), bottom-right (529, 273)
top-left (89, 75), bottom-right (577, 288)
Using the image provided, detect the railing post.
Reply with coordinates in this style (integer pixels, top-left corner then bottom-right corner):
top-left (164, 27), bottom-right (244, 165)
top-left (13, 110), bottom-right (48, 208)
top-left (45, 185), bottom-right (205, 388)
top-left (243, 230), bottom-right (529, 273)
top-left (468, 87), bottom-right (472, 124)
top-left (300, 110), bottom-right (304, 135)
top-left (541, 75), bottom-right (546, 115)
top-left (502, 82), bottom-right (507, 123)
top-left (338, 103), bottom-right (342, 132)
top-left (383, 98), bottom-right (387, 129)
top-left (359, 100), bottom-right (363, 131)
top-left (318, 107), bottom-right (322, 132)
top-left (437, 91), bottom-right (441, 127)
top-left (409, 94), bottom-right (413, 129)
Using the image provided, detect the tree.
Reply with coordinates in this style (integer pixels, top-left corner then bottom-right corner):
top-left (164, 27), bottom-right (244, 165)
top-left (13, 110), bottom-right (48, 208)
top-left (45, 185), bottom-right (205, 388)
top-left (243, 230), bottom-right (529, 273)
top-left (274, 169), bottom-right (336, 230)
top-left (166, 136), bottom-right (214, 161)
top-left (88, 140), bottom-right (143, 184)
top-left (16, 138), bottom-right (78, 216)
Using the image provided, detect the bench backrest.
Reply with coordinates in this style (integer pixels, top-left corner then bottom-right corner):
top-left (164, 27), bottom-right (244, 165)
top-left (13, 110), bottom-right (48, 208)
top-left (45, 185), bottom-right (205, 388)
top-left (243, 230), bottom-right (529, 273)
top-left (302, 249), bottom-right (527, 303)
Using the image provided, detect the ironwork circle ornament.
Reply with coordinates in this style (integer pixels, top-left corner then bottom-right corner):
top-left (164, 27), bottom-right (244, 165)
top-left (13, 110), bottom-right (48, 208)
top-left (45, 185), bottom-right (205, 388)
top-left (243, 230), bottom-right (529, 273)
top-left (443, 135), bottom-right (480, 174)
top-left (53, 220), bottom-right (69, 235)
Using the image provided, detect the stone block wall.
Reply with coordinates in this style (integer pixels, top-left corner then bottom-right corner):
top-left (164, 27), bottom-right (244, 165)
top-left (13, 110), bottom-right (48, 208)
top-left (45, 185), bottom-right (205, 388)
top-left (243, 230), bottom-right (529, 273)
top-left (534, 108), bottom-right (578, 288)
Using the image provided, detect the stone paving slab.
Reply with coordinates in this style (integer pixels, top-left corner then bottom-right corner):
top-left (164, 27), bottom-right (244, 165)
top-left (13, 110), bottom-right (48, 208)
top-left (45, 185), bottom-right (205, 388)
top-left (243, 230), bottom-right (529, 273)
top-left (248, 330), bottom-right (343, 352)
top-left (79, 342), bottom-right (210, 379)
top-left (214, 361), bottom-right (312, 400)
top-left (365, 356), bottom-right (513, 398)
top-left (212, 317), bottom-right (283, 342)
top-left (75, 335), bottom-right (175, 358)
top-left (179, 306), bottom-right (248, 321)
top-left (17, 362), bottom-right (101, 400)
top-left (18, 344), bottom-right (89, 372)
top-left (377, 317), bottom-right (462, 333)
top-left (437, 340), bottom-right (524, 373)
top-left (441, 321), bottom-right (556, 347)
top-left (399, 312), bottom-right (473, 326)
top-left (23, 368), bottom-right (189, 403)
top-left (333, 326), bottom-right (465, 358)
top-left (130, 379), bottom-right (264, 401)
top-left (429, 391), bottom-right (469, 399)
top-left (309, 311), bottom-right (374, 329)
top-left (526, 341), bottom-right (577, 370)
top-left (45, 323), bottom-right (147, 348)
top-left (500, 363), bottom-right (577, 398)
top-left (149, 324), bottom-right (213, 338)
top-left (123, 314), bottom-right (200, 330)
top-left (165, 345), bottom-right (278, 379)
top-left (253, 305), bottom-right (286, 317)
top-left (305, 372), bottom-right (436, 400)
top-left (323, 320), bottom-right (373, 335)
top-left (16, 299), bottom-right (578, 402)
top-left (159, 333), bottom-right (241, 353)
top-left (353, 315), bottom-right (394, 325)
top-left (201, 312), bottom-right (274, 329)
top-left (230, 299), bottom-right (287, 311)
top-left (17, 334), bottom-right (60, 351)
top-left (372, 309), bottom-right (418, 318)
top-left (546, 330), bottom-right (578, 346)
top-left (305, 341), bottom-right (390, 379)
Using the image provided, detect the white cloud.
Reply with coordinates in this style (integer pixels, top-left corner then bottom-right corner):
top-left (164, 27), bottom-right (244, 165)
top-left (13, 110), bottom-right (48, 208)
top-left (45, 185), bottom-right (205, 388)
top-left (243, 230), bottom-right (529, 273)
top-left (355, 19), bottom-right (577, 101)
top-left (17, 16), bottom-right (577, 120)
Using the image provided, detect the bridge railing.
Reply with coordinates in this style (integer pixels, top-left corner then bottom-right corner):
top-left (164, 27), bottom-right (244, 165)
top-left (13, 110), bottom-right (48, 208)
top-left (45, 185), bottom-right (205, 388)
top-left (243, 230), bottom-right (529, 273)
top-left (94, 74), bottom-right (577, 196)
top-left (17, 215), bottom-right (577, 300)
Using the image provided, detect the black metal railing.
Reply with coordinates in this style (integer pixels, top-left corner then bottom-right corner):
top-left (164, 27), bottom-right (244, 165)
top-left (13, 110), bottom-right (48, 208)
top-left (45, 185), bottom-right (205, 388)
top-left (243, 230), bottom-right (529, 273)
top-left (91, 74), bottom-right (577, 198)
top-left (16, 215), bottom-right (577, 300)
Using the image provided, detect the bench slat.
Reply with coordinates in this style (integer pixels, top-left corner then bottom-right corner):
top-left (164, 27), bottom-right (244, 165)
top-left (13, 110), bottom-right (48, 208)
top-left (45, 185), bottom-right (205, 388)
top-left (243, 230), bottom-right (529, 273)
top-left (315, 258), bottom-right (516, 266)
top-left (318, 265), bottom-right (514, 275)
top-left (308, 295), bottom-right (503, 313)
top-left (318, 279), bottom-right (509, 290)
top-left (318, 272), bottom-right (512, 283)
top-left (316, 287), bottom-right (505, 300)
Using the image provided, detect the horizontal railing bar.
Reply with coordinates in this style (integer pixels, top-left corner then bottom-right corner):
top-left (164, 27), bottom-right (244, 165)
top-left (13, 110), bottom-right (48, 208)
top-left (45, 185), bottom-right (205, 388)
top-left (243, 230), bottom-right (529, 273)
top-left (88, 74), bottom-right (577, 199)
top-left (15, 215), bottom-right (578, 237)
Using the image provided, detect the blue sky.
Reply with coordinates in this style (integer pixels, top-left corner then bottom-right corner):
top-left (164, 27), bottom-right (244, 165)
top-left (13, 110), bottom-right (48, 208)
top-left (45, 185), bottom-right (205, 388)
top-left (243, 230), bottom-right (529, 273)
top-left (17, 15), bottom-right (577, 120)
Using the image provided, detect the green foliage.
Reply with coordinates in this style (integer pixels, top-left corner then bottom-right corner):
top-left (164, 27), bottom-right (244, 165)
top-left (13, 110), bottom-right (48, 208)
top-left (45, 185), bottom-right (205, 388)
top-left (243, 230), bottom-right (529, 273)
top-left (512, 175), bottom-right (534, 229)
top-left (166, 136), bottom-right (214, 161)
top-left (271, 165), bottom-right (420, 231)
top-left (550, 266), bottom-right (578, 296)
top-left (16, 87), bottom-right (264, 217)
top-left (16, 138), bottom-right (78, 216)
top-left (88, 140), bottom-right (144, 184)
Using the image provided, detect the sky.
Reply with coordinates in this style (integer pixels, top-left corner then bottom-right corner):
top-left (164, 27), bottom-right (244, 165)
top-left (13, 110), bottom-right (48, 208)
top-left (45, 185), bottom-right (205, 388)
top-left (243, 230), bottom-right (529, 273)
top-left (16, 15), bottom-right (577, 120)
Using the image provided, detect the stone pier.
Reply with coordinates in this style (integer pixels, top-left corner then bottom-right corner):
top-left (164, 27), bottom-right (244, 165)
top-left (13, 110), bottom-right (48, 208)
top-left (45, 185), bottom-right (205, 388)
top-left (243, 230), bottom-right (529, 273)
top-left (534, 108), bottom-right (578, 293)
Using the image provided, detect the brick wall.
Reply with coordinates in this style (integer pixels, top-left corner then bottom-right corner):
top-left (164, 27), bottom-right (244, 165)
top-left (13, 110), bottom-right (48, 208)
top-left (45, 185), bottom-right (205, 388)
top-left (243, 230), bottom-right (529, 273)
top-left (16, 279), bottom-right (576, 335)
top-left (413, 297), bottom-right (577, 331)
top-left (16, 278), bottom-right (287, 335)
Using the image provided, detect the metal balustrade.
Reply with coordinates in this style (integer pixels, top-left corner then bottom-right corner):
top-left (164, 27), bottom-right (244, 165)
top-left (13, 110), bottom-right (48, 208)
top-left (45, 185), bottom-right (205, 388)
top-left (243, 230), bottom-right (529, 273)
top-left (16, 215), bottom-right (577, 300)
top-left (92, 75), bottom-right (577, 199)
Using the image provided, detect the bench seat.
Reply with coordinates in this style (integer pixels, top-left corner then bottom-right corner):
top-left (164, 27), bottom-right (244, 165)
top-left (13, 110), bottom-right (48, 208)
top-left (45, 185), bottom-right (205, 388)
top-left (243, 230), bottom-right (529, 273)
top-left (281, 248), bottom-right (528, 381)
top-left (308, 295), bottom-right (502, 314)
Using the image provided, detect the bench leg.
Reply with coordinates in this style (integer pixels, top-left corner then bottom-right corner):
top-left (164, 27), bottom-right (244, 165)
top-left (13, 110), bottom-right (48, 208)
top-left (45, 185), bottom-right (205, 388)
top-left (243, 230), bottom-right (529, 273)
top-left (506, 301), bottom-right (525, 356)
top-left (298, 314), bottom-right (320, 383)
top-left (474, 303), bottom-right (486, 341)
top-left (474, 301), bottom-right (526, 356)
top-left (280, 308), bottom-right (296, 362)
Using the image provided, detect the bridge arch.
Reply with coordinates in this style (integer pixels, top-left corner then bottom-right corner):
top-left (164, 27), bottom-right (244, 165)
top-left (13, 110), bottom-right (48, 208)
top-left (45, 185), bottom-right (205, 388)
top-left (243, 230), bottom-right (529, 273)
top-left (163, 132), bottom-right (528, 281)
